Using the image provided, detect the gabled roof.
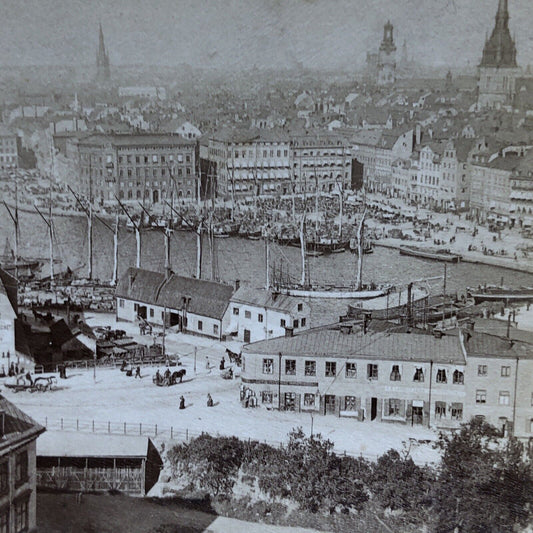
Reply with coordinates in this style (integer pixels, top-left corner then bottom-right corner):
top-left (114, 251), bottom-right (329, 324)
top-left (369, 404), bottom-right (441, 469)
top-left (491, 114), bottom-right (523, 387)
top-left (461, 330), bottom-right (533, 359)
top-left (243, 327), bottom-right (464, 365)
top-left (231, 286), bottom-right (307, 313)
top-left (0, 395), bottom-right (45, 453)
top-left (116, 268), bottom-right (234, 320)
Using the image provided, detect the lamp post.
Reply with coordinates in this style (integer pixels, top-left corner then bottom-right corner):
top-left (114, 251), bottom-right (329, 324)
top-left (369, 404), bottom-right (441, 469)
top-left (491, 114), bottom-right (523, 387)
top-left (277, 351), bottom-right (282, 411)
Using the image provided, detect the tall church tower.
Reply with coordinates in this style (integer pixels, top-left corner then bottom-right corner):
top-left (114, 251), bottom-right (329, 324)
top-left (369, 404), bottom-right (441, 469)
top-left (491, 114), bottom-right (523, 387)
top-left (477, 0), bottom-right (521, 108)
top-left (377, 21), bottom-right (396, 87)
top-left (96, 24), bottom-right (111, 84)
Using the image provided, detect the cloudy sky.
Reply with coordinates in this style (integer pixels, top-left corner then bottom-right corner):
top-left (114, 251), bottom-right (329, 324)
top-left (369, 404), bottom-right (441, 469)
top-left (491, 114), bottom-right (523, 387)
top-left (1, 0), bottom-right (532, 69)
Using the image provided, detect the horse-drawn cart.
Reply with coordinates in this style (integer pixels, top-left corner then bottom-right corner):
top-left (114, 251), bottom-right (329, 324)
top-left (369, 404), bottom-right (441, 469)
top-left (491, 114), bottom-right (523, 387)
top-left (152, 369), bottom-right (186, 387)
top-left (4, 375), bottom-right (57, 393)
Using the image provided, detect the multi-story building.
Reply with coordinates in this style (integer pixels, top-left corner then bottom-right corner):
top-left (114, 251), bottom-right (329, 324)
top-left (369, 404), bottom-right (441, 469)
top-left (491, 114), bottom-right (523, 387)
top-left (441, 139), bottom-right (476, 211)
top-left (0, 125), bottom-right (20, 171)
top-left (477, 0), bottom-right (521, 109)
top-left (509, 150), bottom-right (533, 226)
top-left (290, 132), bottom-right (352, 194)
top-left (469, 145), bottom-right (530, 223)
top-left (241, 322), bottom-right (533, 441)
top-left (207, 129), bottom-right (291, 199)
top-left (0, 396), bottom-right (45, 532)
top-left (228, 286), bottom-right (311, 343)
top-left (242, 324), bottom-right (466, 429)
top-left (73, 133), bottom-right (197, 205)
top-left (409, 143), bottom-right (446, 208)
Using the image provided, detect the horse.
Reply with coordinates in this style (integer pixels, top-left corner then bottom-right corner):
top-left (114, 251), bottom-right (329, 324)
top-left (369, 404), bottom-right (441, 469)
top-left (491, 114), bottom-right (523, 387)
top-left (225, 348), bottom-right (242, 366)
top-left (171, 369), bottom-right (186, 384)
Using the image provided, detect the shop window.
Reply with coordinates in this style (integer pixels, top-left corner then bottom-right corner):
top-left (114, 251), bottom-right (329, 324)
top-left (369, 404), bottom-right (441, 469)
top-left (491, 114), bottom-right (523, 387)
top-left (435, 401), bottom-right (446, 418)
top-left (304, 393), bottom-right (315, 407)
top-left (344, 396), bottom-right (357, 411)
top-left (386, 398), bottom-right (401, 417)
top-left (262, 391), bottom-right (273, 404)
top-left (305, 360), bottom-right (316, 376)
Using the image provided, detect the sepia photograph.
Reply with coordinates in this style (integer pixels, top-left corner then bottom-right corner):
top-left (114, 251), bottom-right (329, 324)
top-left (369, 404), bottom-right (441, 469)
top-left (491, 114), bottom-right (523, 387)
top-left (0, 0), bottom-right (532, 531)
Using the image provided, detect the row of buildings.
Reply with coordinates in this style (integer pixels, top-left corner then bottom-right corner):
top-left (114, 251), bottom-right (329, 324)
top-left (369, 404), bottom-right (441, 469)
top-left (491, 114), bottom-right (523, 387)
top-left (241, 320), bottom-right (533, 442)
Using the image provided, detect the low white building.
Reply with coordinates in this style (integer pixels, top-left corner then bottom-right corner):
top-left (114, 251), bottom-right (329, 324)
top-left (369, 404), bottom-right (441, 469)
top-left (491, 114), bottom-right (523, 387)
top-left (116, 268), bottom-right (234, 340)
top-left (0, 269), bottom-right (16, 358)
top-left (228, 286), bottom-right (311, 343)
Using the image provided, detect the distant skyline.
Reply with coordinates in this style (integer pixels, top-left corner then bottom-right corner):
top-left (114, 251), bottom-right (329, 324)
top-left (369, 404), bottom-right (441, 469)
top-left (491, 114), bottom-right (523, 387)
top-left (1, 0), bottom-right (532, 71)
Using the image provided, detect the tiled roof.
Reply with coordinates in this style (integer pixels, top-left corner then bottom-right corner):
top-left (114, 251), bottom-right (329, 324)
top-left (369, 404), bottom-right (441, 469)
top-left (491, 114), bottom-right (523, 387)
top-left (243, 327), bottom-right (465, 364)
top-left (461, 330), bottom-right (533, 359)
top-left (116, 268), bottom-right (234, 320)
top-left (231, 286), bottom-right (305, 313)
top-left (79, 133), bottom-right (195, 148)
top-left (0, 395), bottom-right (45, 453)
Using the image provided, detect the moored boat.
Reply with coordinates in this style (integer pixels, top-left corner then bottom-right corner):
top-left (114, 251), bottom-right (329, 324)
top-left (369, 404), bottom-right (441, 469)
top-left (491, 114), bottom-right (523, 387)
top-left (399, 245), bottom-right (462, 263)
top-left (466, 285), bottom-right (533, 304)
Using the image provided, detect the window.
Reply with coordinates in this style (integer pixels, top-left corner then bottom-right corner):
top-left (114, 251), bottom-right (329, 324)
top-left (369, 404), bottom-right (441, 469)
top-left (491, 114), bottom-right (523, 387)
top-left (15, 451), bottom-right (28, 486)
top-left (435, 401), bottom-right (446, 418)
top-left (305, 360), bottom-right (316, 376)
top-left (300, 317), bottom-right (306, 327)
top-left (499, 391), bottom-right (510, 405)
top-left (436, 369), bottom-right (447, 383)
top-left (386, 398), bottom-right (401, 417)
top-left (325, 361), bottom-right (336, 377)
top-left (453, 370), bottom-right (464, 384)
top-left (345, 362), bottom-right (357, 378)
top-left (232, 307), bottom-right (239, 315)
top-left (304, 393), bottom-right (315, 407)
top-left (244, 310), bottom-right (251, 319)
top-left (343, 396), bottom-right (357, 411)
top-left (119, 299), bottom-right (124, 308)
top-left (213, 324), bottom-right (219, 335)
top-left (261, 391), bottom-right (273, 404)
top-left (258, 313), bottom-right (264, 323)
top-left (293, 319), bottom-right (299, 328)
top-left (413, 367), bottom-right (424, 382)
top-left (0, 462), bottom-right (7, 496)
top-left (478, 365), bottom-right (487, 376)
top-left (149, 308), bottom-right (154, 318)
top-left (390, 365), bottom-right (401, 381)
top-left (197, 320), bottom-right (203, 331)
top-left (285, 359), bottom-right (296, 375)
top-left (476, 390), bottom-right (487, 404)
top-left (297, 303), bottom-right (303, 312)
top-left (367, 364), bottom-right (378, 380)
top-left (501, 366), bottom-right (511, 377)
top-left (451, 403), bottom-right (463, 420)
top-left (263, 359), bottom-right (273, 374)
top-left (280, 318), bottom-right (286, 328)
top-left (15, 498), bottom-right (28, 533)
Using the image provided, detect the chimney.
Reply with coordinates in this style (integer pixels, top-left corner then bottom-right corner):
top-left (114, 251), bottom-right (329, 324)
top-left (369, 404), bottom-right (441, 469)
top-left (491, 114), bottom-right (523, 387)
top-left (363, 312), bottom-right (371, 334)
top-left (284, 326), bottom-right (294, 338)
top-left (235, 279), bottom-right (240, 291)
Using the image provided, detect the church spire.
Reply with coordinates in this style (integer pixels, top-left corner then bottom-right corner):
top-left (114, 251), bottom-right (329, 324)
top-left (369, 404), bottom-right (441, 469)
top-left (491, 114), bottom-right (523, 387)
top-left (480, 0), bottom-right (516, 67)
top-left (96, 23), bottom-right (110, 83)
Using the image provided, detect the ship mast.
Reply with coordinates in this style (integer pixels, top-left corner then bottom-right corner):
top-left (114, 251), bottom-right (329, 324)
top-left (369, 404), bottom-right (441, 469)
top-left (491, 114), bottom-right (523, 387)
top-left (3, 170), bottom-right (19, 280)
top-left (355, 209), bottom-right (366, 291)
top-left (299, 214), bottom-right (307, 287)
top-left (116, 197), bottom-right (142, 269)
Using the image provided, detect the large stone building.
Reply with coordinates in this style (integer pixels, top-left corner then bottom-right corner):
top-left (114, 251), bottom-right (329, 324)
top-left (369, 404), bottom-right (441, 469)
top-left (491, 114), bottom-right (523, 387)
top-left (0, 126), bottom-right (20, 171)
top-left (377, 21), bottom-right (397, 87)
top-left (477, 0), bottom-right (521, 108)
top-left (71, 133), bottom-right (197, 205)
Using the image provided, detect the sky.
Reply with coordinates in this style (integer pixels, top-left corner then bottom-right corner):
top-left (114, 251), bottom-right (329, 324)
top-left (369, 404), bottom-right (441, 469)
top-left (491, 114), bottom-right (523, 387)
top-left (0, 0), bottom-right (532, 70)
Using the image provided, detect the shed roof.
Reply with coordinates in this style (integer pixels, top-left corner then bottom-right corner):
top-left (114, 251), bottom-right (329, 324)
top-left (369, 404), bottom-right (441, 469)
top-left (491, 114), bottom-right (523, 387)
top-left (37, 431), bottom-right (149, 458)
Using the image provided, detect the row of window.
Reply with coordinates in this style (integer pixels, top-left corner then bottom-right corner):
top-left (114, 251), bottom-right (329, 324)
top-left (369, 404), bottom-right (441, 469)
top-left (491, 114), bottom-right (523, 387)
top-left (117, 154), bottom-right (192, 164)
top-left (0, 450), bottom-right (28, 496)
top-left (476, 390), bottom-right (511, 405)
top-left (262, 359), bottom-right (463, 383)
top-left (232, 307), bottom-right (305, 328)
top-left (478, 364), bottom-right (512, 377)
top-left (0, 497), bottom-right (29, 533)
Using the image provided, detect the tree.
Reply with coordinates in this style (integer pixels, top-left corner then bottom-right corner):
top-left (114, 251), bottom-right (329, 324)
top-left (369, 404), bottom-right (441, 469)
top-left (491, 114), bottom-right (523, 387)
top-left (433, 418), bottom-right (533, 533)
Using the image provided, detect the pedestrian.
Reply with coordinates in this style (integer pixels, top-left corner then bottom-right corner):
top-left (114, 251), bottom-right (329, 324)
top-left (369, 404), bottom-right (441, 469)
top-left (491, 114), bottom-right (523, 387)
top-left (219, 357), bottom-right (225, 371)
top-left (207, 393), bottom-right (213, 407)
top-left (135, 366), bottom-right (141, 379)
top-left (179, 395), bottom-right (185, 410)
top-left (15, 364), bottom-right (19, 375)
top-left (205, 356), bottom-right (210, 370)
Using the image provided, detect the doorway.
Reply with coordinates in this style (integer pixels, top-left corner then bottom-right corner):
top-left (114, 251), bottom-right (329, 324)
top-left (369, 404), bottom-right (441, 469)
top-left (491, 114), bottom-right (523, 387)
top-left (153, 190), bottom-right (159, 203)
top-left (370, 397), bottom-right (378, 421)
top-left (325, 395), bottom-right (336, 414)
top-left (412, 406), bottom-right (423, 425)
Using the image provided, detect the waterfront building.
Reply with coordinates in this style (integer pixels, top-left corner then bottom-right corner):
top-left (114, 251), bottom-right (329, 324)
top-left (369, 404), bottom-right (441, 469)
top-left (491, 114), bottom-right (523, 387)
top-left (73, 133), bottom-right (197, 205)
top-left (116, 268), bottom-right (234, 341)
top-left (0, 125), bottom-right (20, 171)
top-left (228, 286), bottom-right (311, 343)
top-left (206, 129), bottom-right (290, 199)
top-left (477, 0), bottom-right (521, 109)
top-left (509, 150), bottom-right (533, 226)
top-left (241, 323), bottom-right (465, 429)
top-left (241, 322), bottom-right (533, 441)
top-left (96, 24), bottom-right (111, 84)
top-left (290, 132), bottom-right (352, 194)
top-left (0, 395), bottom-right (45, 532)
top-left (409, 143), bottom-right (447, 208)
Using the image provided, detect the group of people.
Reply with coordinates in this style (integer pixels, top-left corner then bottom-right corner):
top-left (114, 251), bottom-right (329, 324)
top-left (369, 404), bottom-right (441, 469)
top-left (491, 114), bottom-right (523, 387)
top-left (240, 384), bottom-right (257, 408)
top-left (178, 393), bottom-right (214, 410)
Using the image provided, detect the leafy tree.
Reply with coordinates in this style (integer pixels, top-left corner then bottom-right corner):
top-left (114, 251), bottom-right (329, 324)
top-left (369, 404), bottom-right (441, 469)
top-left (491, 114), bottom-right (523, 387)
top-left (432, 418), bottom-right (533, 533)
